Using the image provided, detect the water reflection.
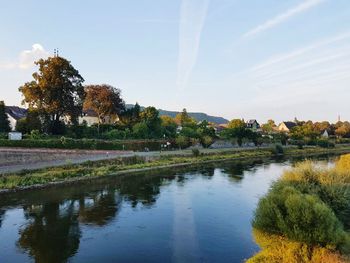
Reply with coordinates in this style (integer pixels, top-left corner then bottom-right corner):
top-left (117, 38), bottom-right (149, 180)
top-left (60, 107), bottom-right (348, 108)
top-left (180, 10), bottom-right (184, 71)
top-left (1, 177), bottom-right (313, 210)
top-left (18, 202), bottom-right (81, 263)
top-left (78, 189), bottom-right (121, 226)
top-left (0, 156), bottom-right (337, 263)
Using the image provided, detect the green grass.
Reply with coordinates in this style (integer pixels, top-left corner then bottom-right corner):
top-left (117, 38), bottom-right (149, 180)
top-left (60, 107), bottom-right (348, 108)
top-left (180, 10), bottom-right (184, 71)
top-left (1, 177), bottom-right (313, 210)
top-left (1, 146), bottom-right (350, 191)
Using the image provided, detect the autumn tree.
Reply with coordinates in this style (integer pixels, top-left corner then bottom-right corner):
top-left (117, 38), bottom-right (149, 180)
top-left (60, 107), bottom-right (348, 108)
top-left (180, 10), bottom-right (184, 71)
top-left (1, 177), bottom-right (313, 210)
top-left (19, 56), bottom-right (85, 134)
top-left (0, 101), bottom-right (11, 132)
top-left (175, 108), bottom-right (197, 127)
top-left (335, 122), bottom-right (350, 138)
top-left (84, 84), bottom-right (125, 124)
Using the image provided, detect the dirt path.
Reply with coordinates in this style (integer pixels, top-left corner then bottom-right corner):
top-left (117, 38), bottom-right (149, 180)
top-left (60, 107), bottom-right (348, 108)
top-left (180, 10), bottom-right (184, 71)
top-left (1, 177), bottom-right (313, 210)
top-left (0, 147), bottom-right (134, 174)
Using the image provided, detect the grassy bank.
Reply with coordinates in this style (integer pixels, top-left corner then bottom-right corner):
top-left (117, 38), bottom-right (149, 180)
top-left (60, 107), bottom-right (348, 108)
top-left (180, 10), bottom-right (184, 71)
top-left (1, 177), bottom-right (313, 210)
top-left (247, 154), bottom-right (350, 263)
top-left (1, 146), bottom-right (350, 192)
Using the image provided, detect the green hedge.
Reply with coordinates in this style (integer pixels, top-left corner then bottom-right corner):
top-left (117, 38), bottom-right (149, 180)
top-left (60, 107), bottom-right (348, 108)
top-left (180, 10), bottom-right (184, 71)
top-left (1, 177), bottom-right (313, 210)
top-left (0, 138), bottom-right (174, 151)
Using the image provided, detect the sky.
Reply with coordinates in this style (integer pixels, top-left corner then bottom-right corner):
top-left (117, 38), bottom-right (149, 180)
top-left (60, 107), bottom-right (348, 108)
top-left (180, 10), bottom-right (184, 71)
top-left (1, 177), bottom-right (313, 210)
top-left (1, 0), bottom-right (350, 123)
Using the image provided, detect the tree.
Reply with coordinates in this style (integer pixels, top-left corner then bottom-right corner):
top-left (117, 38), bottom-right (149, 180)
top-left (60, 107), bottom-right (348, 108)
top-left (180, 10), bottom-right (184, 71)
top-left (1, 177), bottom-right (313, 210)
top-left (0, 101), bottom-right (11, 132)
top-left (175, 108), bottom-right (197, 128)
top-left (16, 110), bottom-right (42, 134)
top-left (139, 107), bottom-right (162, 138)
top-left (261, 119), bottom-right (276, 133)
top-left (161, 115), bottom-right (177, 138)
top-left (19, 56), bottom-right (85, 134)
top-left (132, 122), bottom-right (149, 139)
top-left (119, 103), bottom-right (141, 128)
top-left (227, 119), bottom-right (245, 129)
top-left (335, 122), bottom-right (350, 138)
top-left (84, 84), bottom-right (125, 124)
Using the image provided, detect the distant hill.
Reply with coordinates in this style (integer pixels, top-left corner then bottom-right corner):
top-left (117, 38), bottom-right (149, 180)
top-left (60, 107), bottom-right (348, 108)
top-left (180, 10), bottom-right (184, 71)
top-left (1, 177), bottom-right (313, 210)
top-left (126, 104), bottom-right (228, 125)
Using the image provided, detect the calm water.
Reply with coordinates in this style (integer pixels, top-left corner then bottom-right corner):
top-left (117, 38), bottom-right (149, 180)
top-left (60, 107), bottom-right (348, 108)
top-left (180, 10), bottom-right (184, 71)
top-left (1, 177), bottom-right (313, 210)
top-left (0, 157), bottom-right (334, 263)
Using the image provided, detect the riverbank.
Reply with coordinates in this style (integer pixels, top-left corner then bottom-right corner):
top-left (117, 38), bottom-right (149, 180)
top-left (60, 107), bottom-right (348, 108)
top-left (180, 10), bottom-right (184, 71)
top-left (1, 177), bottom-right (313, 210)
top-left (1, 145), bottom-right (350, 193)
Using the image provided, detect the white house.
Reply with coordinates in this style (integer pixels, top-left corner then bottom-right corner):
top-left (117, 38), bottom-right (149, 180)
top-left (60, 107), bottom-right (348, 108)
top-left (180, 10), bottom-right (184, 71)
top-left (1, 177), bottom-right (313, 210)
top-left (5, 106), bottom-right (27, 131)
top-left (321, 130), bottom-right (329, 138)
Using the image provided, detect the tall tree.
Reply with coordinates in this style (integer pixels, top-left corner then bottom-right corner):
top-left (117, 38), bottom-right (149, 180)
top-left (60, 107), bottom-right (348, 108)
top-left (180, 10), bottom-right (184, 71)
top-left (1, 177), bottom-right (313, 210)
top-left (139, 106), bottom-right (162, 138)
top-left (84, 84), bottom-right (125, 124)
top-left (0, 101), bottom-right (11, 132)
top-left (19, 56), bottom-right (85, 134)
top-left (175, 108), bottom-right (196, 127)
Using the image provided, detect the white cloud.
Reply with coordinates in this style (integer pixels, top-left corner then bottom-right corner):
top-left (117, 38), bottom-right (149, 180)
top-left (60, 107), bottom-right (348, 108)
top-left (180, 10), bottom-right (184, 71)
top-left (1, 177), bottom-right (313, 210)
top-left (0, 44), bottom-right (49, 70)
top-left (176, 0), bottom-right (210, 91)
top-left (19, 44), bottom-right (49, 69)
top-left (242, 0), bottom-right (325, 39)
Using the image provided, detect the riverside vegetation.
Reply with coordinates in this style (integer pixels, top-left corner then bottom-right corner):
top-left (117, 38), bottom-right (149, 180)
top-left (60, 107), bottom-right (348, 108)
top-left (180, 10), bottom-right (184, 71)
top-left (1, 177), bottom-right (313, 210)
top-left (247, 154), bottom-right (350, 263)
top-left (1, 145), bottom-right (350, 191)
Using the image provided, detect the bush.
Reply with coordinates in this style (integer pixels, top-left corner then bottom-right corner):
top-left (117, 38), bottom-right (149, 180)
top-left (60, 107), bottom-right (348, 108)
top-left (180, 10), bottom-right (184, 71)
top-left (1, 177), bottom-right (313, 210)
top-left (201, 136), bottom-right (214, 148)
top-left (192, 148), bottom-right (200, 157)
top-left (175, 135), bottom-right (189, 149)
top-left (253, 184), bottom-right (347, 249)
top-left (247, 229), bottom-right (347, 263)
top-left (270, 144), bottom-right (284, 155)
top-left (29, 130), bottom-right (42, 140)
top-left (252, 156), bottom-right (350, 258)
top-left (103, 129), bottom-right (127, 140)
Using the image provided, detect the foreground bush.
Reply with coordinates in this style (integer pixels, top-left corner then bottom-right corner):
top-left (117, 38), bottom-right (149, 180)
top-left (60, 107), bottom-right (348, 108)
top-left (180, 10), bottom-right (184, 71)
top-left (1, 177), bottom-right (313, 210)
top-left (247, 229), bottom-right (348, 263)
top-left (249, 154), bottom-right (350, 262)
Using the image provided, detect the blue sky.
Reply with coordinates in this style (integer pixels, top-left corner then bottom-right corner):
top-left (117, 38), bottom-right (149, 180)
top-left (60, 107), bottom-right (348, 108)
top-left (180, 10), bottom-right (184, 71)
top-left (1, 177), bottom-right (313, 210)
top-left (1, 0), bottom-right (350, 122)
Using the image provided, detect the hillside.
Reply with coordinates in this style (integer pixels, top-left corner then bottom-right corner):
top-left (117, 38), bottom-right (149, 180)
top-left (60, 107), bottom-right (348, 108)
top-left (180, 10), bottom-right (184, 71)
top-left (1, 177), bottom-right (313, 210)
top-left (126, 104), bottom-right (228, 124)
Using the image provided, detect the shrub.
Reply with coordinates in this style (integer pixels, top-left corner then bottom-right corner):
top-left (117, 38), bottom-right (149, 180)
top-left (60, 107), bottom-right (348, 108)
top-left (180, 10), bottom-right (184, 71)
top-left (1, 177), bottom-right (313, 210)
top-left (247, 229), bottom-right (347, 263)
top-left (270, 144), bottom-right (284, 155)
top-left (253, 185), bottom-right (347, 249)
top-left (29, 130), bottom-right (42, 140)
top-left (175, 135), bottom-right (189, 149)
top-left (201, 136), bottom-right (214, 148)
top-left (192, 148), bottom-right (200, 157)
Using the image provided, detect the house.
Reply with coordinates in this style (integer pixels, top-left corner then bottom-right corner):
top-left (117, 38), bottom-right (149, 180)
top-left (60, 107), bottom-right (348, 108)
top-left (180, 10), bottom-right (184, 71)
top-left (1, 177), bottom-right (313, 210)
top-left (5, 106), bottom-right (27, 131)
top-left (246, 119), bottom-right (260, 131)
top-left (321, 130), bottom-right (329, 138)
top-left (213, 123), bottom-right (228, 134)
top-left (278, 121), bottom-right (297, 132)
top-left (78, 109), bottom-right (120, 126)
top-left (79, 109), bottom-right (99, 126)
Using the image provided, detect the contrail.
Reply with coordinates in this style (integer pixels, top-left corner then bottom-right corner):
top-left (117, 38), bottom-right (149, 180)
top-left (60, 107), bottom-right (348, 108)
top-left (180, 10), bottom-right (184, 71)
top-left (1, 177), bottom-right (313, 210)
top-left (176, 0), bottom-right (210, 91)
top-left (243, 0), bottom-right (325, 39)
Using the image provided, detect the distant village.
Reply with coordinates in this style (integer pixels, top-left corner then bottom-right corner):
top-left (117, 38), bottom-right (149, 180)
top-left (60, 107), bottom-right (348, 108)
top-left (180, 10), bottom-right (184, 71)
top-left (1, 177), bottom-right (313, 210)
top-left (1, 55), bottom-right (349, 148)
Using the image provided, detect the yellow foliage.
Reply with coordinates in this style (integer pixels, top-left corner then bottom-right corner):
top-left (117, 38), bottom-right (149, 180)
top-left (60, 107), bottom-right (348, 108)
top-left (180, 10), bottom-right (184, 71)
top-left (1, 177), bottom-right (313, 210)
top-left (246, 229), bottom-right (349, 263)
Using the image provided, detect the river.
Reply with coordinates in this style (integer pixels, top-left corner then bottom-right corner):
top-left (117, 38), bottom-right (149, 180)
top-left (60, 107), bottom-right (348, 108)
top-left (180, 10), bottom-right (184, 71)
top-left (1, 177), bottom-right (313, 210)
top-left (0, 156), bottom-right (335, 263)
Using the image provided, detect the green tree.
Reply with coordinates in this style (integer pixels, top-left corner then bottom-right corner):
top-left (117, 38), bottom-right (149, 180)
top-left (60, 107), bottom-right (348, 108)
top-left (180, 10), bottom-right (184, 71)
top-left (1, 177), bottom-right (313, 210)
top-left (132, 122), bottom-right (149, 139)
top-left (0, 101), bottom-right (11, 132)
top-left (19, 56), bottom-right (85, 134)
top-left (227, 119), bottom-right (245, 129)
top-left (16, 110), bottom-right (42, 134)
top-left (140, 107), bottom-right (162, 138)
top-left (261, 119), bottom-right (276, 133)
top-left (161, 115), bottom-right (177, 138)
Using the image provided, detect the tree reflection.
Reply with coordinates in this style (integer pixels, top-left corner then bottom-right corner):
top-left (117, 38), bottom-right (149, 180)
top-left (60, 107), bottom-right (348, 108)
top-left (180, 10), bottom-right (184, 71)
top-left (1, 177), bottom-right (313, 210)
top-left (17, 202), bottom-right (81, 263)
top-left (118, 174), bottom-right (170, 208)
top-left (0, 209), bottom-right (4, 228)
top-left (222, 162), bottom-right (245, 182)
top-left (78, 189), bottom-right (121, 226)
